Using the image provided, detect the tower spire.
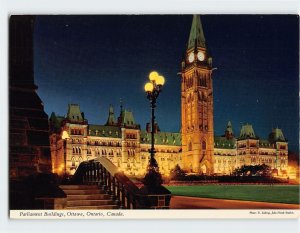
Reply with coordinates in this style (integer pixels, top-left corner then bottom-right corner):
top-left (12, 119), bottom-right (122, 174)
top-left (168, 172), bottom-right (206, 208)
top-left (105, 104), bottom-right (116, 126)
top-left (188, 15), bottom-right (206, 50)
top-left (120, 98), bottom-right (123, 113)
top-left (225, 121), bottom-right (234, 139)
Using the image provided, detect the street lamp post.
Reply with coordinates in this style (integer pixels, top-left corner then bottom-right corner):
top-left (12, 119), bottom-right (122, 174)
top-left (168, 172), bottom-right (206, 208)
top-left (143, 71), bottom-right (165, 189)
top-left (61, 130), bottom-right (70, 178)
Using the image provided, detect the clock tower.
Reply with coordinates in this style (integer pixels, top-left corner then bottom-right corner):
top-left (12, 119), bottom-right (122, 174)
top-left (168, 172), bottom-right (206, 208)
top-left (181, 15), bottom-right (214, 174)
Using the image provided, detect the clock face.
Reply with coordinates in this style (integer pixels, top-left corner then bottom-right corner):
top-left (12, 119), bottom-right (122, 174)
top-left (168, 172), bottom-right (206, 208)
top-left (188, 52), bottom-right (195, 63)
top-left (197, 51), bottom-right (205, 61)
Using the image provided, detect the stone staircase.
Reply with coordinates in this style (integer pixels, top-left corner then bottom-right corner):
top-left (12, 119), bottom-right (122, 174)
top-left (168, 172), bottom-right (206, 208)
top-left (60, 185), bottom-right (119, 209)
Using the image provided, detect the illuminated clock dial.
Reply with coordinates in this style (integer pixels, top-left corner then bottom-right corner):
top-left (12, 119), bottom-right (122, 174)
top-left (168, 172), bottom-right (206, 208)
top-left (188, 52), bottom-right (195, 63)
top-left (197, 51), bottom-right (205, 61)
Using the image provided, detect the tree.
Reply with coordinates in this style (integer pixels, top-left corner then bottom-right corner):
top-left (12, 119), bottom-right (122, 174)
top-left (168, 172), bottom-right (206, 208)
top-left (169, 164), bottom-right (186, 180)
top-left (233, 164), bottom-right (272, 177)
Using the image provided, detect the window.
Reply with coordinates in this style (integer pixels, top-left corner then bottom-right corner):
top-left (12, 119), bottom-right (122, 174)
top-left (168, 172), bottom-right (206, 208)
top-left (71, 157), bottom-right (75, 167)
top-left (202, 140), bottom-right (206, 150)
top-left (280, 145), bottom-right (286, 150)
top-left (188, 141), bottom-right (192, 151)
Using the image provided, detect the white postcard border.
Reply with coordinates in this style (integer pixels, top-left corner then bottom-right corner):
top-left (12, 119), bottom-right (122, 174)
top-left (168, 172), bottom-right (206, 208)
top-left (10, 209), bottom-right (300, 220)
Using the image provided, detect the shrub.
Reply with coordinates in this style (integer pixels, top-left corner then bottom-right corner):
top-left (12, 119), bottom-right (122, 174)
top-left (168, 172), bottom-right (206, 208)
top-left (233, 164), bottom-right (272, 177)
top-left (169, 164), bottom-right (186, 180)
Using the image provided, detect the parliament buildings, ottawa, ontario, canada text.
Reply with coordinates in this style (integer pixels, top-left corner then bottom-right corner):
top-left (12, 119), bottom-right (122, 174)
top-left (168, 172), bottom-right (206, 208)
top-left (49, 15), bottom-right (288, 178)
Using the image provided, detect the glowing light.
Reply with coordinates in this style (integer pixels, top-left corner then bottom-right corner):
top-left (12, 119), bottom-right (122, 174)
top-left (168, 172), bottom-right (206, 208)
top-left (156, 75), bottom-right (165, 86)
top-left (144, 82), bottom-right (154, 92)
top-left (149, 71), bottom-right (159, 81)
top-left (62, 130), bottom-right (70, 139)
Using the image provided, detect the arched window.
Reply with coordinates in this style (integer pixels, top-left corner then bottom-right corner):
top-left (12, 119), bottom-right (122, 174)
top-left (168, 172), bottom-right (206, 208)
top-left (71, 157), bottom-right (75, 167)
top-left (188, 141), bottom-right (192, 151)
top-left (72, 147), bottom-right (75, 154)
top-left (202, 140), bottom-right (206, 150)
top-left (78, 156), bottom-right (82, 163)
top-left (78, 147), bottom-right (81, 154)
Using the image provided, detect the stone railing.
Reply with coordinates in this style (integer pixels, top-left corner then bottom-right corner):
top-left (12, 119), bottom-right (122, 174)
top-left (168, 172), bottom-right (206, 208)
top-left (72, 158), bottom-right (171, 209)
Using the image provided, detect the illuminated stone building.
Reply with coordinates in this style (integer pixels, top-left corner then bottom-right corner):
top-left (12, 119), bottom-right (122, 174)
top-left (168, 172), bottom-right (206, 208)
top-left (50, 104), bottom-right (181, 177)
top-left (49, 15), bottom-right (288, 177)
top-left (213, 122), bottom-right (288, 175)
top-left (180, 15), bottom-right (214, 174)
top-left (50, 104), bottom-right (288, 177)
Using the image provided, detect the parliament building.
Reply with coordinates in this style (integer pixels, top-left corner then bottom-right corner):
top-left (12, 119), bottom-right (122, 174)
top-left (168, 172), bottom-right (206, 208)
top-left (49, 16), bottom-right (288, 177)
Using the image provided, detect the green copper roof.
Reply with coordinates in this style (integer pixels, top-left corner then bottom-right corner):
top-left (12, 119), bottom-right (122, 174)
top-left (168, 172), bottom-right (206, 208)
top-left (49, 112), bottom-right (64, 131)
top-left (88, 124), bottom-right (121, 138)
top-left (259, 139), bottom-right (273, 148)
top-left (188, 15), bottom-right (206, 49)
top-left (140, 130), bottom-right (181, 146)
top-left (268, 128), bottom-right (286, 142)
top-left (214, 136), bottom-right (236, 149)
top-left (67, 104), bottom-right (84, 123)
top-left (106, 105), bottom-right (116, 126)
top-left (119, 109), bottom-right (139, 128)
top-left (239, 124), bottom-right (257, 139)
top-left (225, 121), bottom-right (234, 134)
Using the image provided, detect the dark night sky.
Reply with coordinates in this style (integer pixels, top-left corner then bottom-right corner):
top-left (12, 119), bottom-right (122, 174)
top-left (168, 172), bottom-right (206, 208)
top-left (34, 15), bottom-right (299, 153)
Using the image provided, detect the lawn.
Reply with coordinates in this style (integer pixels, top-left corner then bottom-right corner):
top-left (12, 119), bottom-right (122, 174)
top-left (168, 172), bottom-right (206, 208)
top-left (166, 185), bottom-right (300, 204)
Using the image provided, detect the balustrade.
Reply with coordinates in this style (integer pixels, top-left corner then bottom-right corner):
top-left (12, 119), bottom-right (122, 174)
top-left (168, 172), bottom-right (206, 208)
top-left (71, 158), bottom-right (148, 209)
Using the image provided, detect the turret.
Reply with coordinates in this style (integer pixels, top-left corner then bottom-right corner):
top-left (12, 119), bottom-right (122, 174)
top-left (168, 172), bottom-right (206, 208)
top-left (225, 121), bottom-right (234, 139)
top-left (268, 128), bottom-right (286, 143)
top-left (66, 104), bottom-right (84, 123)
top-left (239, 124), bottom-right (257, 139)
top-left (105, 104), bottom-right (116, 126)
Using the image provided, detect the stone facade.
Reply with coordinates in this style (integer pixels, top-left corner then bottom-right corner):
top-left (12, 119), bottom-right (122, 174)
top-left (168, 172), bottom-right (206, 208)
top-left (50, 104), bottom-right (181, 177)
top-left (213, 123), bottom-right (288, 175)
top-left (181, 15), bottom-right (214, 174)
top-left (50, 104), bottom-right (288, 177)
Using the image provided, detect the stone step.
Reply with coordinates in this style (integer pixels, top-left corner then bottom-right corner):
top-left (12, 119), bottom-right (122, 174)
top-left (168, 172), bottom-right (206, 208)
top-left (66, 205), bottom-right (119, 210)
top-left (62, 189), bottom-right (106, 195)
top-left (67, 199), bottom-right (114, 207)
top-left (67, 194), bottom-right (111, 200)
top-left (60, 185), bottom-right (99, 190)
